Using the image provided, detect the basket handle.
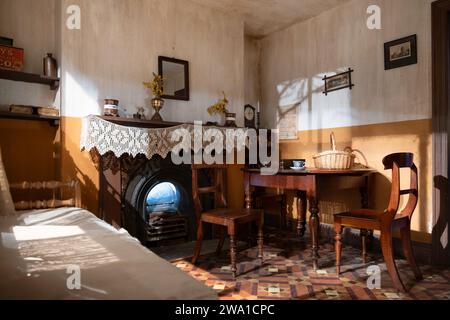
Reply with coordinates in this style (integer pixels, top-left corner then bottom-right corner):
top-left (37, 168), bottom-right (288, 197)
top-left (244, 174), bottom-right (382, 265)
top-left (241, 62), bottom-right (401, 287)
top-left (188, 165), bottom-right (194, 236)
top-left (330, 132), bottom-right (337, 151)
top-left (344, 147), bottom-right (369, 167)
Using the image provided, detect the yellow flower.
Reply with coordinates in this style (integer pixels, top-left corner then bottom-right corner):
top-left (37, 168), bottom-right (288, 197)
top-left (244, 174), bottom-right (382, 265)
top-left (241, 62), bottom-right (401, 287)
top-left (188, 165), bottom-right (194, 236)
top-left (207, 91), bottom-right (229, 115)
top-left (143, 72), bottom-right (164, 97)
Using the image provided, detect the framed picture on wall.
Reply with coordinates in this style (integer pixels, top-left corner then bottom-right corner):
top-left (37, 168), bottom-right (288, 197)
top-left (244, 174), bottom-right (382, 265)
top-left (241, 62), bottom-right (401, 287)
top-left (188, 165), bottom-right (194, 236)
top-left (384, 34), bottom-right (417, 70)
top-left (322, 68), bottom-right (354, 95)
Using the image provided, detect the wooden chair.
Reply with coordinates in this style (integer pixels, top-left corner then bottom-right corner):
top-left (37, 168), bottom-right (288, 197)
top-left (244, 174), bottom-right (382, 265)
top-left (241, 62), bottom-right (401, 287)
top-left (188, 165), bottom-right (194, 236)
top-left (191, 164), bottom-right (264, 278)
top-left (334, 153), bottom-right (423, 292)
top-left (10, 180), bottom-right (81, 210)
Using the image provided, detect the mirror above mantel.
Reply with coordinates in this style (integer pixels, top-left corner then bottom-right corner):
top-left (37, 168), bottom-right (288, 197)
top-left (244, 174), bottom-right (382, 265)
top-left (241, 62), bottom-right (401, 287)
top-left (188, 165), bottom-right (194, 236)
top-left (158, 56), bottom-right (190, 101)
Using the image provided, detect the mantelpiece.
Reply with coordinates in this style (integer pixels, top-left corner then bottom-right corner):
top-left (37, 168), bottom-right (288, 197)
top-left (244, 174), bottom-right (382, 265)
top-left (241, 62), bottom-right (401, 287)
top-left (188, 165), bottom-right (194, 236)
top-left (81, 115), bottom-right (247, 160)
top-left (81, 115), bottom-right (248, 229)
top-left (98, 116), bottom-right (184, 128)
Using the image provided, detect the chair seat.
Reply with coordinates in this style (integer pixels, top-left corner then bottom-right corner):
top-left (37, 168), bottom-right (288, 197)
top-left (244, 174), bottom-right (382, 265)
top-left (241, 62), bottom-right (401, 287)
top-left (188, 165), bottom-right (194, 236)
top-left (335, 210), bottom-right (379, 220)
top-left (201, 208), bottom-right (263, 226)
top-left (334, 209), bottom-right (409, 230)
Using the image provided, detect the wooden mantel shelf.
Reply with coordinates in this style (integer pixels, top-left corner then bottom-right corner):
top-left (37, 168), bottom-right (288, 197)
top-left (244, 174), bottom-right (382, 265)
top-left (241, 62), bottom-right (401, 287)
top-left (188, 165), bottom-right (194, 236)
top-left (0, 69), bottom-right (60, 90)
top-left (99, 116), bottom-right (243, 129)
top-left (99, 116), bottom-right (185, 128)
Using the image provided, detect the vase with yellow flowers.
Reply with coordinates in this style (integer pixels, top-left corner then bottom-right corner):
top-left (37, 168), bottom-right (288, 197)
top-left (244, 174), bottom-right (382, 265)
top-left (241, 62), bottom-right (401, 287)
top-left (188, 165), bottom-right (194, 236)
top-left (143, 72), bottom-right (165, 121)
top-left (207, 91), bottom-right (236, 126)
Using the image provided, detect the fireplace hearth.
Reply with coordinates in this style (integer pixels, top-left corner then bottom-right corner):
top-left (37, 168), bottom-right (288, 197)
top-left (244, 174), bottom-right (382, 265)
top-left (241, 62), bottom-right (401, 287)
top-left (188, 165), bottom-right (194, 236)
top-left (123, 156), bottom-right (195, 246)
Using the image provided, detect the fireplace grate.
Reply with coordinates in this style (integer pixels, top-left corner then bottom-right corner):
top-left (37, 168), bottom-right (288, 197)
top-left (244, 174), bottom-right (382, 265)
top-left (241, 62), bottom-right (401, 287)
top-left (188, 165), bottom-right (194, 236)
top-left (147, 212), bottom-right (188, 242)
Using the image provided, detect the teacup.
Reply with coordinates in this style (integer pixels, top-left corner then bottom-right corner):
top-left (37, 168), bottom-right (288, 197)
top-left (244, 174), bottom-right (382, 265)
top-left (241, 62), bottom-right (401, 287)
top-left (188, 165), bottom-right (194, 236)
top-left (292, 160), bottom-right (306, 168)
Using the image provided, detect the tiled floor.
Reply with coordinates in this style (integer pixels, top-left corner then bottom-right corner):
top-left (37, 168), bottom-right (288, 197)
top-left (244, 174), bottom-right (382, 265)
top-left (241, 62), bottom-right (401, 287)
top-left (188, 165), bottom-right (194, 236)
top-left (172, 233), bottom-right (450, 300)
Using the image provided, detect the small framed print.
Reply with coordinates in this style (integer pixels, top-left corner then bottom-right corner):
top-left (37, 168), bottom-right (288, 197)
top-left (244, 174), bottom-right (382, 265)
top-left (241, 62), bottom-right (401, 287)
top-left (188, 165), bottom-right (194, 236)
top-left (384, 35), bottom-right (417, 70)
top-left (322, 68), bottom-right (354, 95)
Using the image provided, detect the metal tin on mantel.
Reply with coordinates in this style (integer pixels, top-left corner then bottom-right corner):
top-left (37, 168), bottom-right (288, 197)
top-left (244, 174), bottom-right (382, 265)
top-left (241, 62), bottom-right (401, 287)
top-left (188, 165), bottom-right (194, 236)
top-left (104, 99), bottom-right (119, 117)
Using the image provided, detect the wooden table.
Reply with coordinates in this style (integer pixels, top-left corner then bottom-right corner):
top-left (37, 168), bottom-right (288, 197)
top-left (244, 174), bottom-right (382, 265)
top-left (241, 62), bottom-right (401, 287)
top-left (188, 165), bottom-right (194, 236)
top-left (243, 168), bottom-right (377, 270)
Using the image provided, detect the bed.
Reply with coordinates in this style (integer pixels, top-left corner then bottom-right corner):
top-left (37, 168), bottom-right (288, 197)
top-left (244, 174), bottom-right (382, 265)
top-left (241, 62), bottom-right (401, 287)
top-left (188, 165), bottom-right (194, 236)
top-left (0, 207), bottom-right (217, 300)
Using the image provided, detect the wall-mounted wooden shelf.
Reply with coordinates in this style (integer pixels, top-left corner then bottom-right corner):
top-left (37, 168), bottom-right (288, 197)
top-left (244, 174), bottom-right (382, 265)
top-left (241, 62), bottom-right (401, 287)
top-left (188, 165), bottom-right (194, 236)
top-left (0, 111), bottom-right (60, 126)
top-left (0, 69), bottom-right (60, 90)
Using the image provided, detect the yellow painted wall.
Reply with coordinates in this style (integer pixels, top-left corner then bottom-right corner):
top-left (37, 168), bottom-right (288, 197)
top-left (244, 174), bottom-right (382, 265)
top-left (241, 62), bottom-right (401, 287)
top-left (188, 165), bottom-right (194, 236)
top-left (278, 119), bottom-right (432, 242)
top-left (0, 119), bottom-right (59, 182)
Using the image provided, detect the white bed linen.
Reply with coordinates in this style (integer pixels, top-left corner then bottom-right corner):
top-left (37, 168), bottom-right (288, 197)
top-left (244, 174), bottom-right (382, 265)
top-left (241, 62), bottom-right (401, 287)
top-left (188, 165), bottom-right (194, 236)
top-left (0, 207), bottom-right (217, 300)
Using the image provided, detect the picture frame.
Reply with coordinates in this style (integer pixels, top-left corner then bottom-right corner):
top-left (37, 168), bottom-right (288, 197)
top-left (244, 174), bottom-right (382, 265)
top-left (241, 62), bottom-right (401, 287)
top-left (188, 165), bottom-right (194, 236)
top-left (384, 34), bottom-right (417, 70)
top-left (322, 68), bottom-right (354, 95)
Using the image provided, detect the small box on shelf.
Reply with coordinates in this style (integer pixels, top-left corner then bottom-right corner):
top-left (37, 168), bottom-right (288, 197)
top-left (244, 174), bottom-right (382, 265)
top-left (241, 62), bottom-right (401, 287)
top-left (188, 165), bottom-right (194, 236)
top-left (0, 36), bottom-right (13, 46)
top-left (0, 45), bottom-right (24, 71)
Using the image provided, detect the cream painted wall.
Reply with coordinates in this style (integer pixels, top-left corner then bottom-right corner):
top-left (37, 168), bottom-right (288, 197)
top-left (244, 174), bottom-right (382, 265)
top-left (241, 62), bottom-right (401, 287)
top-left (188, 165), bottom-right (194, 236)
top-left (0, 0), bottom-right (58, 109)
top-left (260, 0), bottom-right (433, 131)
top-left (61, 0), bottom-right (245, 125)
top-left (244, 36), bottom-right (260, 108)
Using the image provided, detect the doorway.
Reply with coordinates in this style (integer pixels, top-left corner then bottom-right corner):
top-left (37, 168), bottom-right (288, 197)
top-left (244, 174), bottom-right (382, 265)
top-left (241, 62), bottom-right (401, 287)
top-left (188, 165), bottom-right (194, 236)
top-left (432, 0), bottom-right (450, 266)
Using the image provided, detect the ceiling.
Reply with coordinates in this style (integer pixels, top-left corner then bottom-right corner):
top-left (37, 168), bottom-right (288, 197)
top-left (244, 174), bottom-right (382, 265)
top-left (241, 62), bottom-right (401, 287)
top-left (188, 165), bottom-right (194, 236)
top-left (190, 0), bottom-right (350, 38)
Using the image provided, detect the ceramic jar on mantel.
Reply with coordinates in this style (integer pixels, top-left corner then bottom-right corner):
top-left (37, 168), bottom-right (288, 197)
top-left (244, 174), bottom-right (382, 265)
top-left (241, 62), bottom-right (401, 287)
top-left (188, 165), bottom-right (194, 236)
top-left (224, 112), bottom-right (237, 127)
top-left (151, 97), bottom-right (164, 121)
top-left (43, 53), bottom-right (57, 78)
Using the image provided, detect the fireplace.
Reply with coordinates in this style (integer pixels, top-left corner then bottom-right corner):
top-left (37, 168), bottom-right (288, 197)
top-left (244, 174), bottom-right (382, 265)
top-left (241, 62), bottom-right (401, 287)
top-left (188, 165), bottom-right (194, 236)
top-left (123, 156), bottom-right (196, 246)
top-left (145, 182), bottom-right (188, 242)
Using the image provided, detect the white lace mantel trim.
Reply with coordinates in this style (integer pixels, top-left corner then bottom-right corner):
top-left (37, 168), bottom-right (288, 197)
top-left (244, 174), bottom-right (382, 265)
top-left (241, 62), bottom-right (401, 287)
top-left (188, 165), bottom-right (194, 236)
top-left (80, 115), bottom-right (248, 159)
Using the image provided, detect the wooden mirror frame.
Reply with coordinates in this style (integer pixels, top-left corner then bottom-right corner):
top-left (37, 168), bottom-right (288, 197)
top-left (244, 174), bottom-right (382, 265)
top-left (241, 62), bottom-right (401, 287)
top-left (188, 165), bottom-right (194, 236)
top-left (158, 56), bottom-right (190, 101)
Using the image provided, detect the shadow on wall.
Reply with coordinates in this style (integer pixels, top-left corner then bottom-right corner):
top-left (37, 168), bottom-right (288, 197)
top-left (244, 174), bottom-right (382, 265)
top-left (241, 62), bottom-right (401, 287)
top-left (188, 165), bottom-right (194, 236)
top-left (432, 175), bottom-right (450, 264)
top-left (60, 118), bottom-right (99, 216)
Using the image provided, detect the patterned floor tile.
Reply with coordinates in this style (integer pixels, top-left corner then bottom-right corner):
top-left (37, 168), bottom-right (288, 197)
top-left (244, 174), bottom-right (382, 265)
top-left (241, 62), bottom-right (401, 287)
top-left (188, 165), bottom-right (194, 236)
top-left (171, 232), bottom-right (450, 300)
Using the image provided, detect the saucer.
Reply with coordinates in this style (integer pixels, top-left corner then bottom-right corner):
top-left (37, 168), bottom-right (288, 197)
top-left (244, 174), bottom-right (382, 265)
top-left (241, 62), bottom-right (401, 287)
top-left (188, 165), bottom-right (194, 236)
top-left (290, 166), bottom-right (306, 171)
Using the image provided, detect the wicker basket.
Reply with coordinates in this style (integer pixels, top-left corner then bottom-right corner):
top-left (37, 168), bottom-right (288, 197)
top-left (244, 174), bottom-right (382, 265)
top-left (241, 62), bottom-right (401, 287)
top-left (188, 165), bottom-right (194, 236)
top-left (313, 132), bottom-right (355, 170)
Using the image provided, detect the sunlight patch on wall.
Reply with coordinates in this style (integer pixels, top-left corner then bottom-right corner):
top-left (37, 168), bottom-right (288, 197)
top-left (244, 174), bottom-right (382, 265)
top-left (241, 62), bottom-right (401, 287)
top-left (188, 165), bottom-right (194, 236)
top-left (276, 78), bottom-right (308, 140)
top-left (297, 71), bottom-right (352, 132)
top-left (277, 77), bottom-right (308, 108)
top-left (63, 71), bottom-right (101, 118)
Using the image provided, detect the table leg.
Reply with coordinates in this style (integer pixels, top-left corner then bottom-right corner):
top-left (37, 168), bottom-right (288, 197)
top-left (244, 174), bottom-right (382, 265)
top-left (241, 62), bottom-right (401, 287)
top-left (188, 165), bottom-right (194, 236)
top-left (244, 173), bottom-right (253, 210)
top-left (230, 234), bottom-right (237, 278)
top-left (296, 191), bottom-right (307, 237)
top-left (309, 198), bottom-right (320, 271)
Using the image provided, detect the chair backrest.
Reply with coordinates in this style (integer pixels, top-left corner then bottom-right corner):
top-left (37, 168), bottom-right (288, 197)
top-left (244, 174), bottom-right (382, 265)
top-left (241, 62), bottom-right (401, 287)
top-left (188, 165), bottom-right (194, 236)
top-left (382, 153), bottom-right (418, 220)
top-left (10, 180), bottom-right (81, 210)
top-left (191, 164), bottom-right (228, 219)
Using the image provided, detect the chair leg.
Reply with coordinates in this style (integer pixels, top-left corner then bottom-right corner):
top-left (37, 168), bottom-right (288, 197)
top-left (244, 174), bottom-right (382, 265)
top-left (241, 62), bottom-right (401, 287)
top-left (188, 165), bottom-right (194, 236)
top-left (192, 220), bottom-right (204, 264)
top-left (229, 234), bottom-right (237, 278)
top-left (334, 223), bottom-right (343, 275)
top-left (247, 223), bottom-right (253, 249)
top-left (380, 231), bottom-right (407, 293)
top-left (361, 229), bottom-right (368, 263)
top-left (216, 226), bottom-right (226, 256)
top-left (257, 219), bottom-right (264, 265)
top-left (400, 225), bottom-right (423, 280)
